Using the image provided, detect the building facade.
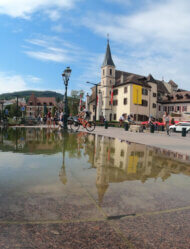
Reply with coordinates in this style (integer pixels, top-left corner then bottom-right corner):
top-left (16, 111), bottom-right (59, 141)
top-left (26, 94), bottom-right (57, 117)
top-left (87, 40), bottom-right (187, 122)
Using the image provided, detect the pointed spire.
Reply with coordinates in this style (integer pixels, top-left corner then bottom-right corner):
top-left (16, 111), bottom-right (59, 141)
top-left (102, 38), bottom-right (115, 67)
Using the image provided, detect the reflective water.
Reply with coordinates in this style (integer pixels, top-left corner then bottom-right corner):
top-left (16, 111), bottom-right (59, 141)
top-left (0, 127), bottom-right (190, 222)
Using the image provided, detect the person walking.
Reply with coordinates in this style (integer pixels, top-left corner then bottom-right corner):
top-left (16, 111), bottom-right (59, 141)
top-left (119, 114), bottom-right (126, 127)
top-left (163, 112), bottom-right (170, 136)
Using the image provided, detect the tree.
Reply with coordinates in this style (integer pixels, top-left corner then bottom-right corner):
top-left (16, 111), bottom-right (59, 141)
top-left (70, 90), bottom-right (85, 99)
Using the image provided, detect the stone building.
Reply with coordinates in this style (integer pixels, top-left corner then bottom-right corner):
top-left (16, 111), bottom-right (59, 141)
top-left (87, 40), bottom-right (182, 121)
top-left (26, 94), bottom-right (57, 117)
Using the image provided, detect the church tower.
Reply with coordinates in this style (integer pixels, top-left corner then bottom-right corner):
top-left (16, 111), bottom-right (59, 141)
top-left (101, 39), bottom-right (115, 121)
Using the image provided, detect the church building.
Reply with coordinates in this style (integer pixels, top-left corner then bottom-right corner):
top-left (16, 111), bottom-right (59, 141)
top-left (87, 40), bottom-right (182, 122)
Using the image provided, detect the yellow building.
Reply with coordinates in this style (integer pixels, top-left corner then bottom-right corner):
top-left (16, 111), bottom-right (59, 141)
top-left (87, 40), bottom-right (180, 122)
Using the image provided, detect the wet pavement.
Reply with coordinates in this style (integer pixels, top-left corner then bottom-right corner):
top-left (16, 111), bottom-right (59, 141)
top-left (0, 127), bottom-right (190, 249)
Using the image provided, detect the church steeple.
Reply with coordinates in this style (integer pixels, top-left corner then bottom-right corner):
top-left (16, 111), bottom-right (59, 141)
top-left (102, 39), bottom-right (115, 67)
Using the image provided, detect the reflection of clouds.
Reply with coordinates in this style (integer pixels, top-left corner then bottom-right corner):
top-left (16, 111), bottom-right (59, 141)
top-left (0, 152), bottom-right (24, 168)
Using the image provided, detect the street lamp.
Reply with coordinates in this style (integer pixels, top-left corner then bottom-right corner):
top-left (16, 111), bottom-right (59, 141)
top-left (86, 81), bottom-right (98, 121)
top-left (62, 67), bottom-right (72, 129)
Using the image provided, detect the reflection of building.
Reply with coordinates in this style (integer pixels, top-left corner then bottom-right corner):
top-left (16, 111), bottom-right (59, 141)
top-left (83, 134), bottom-right (190, 205)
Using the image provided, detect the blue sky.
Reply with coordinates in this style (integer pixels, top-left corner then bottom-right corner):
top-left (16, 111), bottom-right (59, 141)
top-left (0, 0), bottom-right (190, 95)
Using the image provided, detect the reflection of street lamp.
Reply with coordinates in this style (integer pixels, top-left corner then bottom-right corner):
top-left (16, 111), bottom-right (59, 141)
top-left (86, 81), bottom-right (98, 121)
top-left (62, 67), bottom-right (72, 129)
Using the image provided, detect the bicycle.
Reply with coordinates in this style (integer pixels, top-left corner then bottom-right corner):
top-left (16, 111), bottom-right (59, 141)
top-left (69, 116), bottom-right (96, 132)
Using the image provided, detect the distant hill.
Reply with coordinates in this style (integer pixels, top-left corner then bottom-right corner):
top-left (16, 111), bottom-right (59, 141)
top-left (0, 90), bottom-right (64, 101)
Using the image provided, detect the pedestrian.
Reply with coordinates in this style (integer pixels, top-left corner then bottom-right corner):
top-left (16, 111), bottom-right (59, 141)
top-left (163, 112), bottom-right (170, 136)
top-left (119, 114), bottom-right (125, 127)
top-left (47, 109), bottom-right (52, 128)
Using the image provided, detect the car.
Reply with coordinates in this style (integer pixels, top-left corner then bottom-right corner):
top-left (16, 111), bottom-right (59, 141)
top-left (169, 122), bottom-right (190, 133)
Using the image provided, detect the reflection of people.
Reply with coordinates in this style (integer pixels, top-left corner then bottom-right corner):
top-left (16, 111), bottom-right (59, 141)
top-left (163, 112), bottom-right (170, 136)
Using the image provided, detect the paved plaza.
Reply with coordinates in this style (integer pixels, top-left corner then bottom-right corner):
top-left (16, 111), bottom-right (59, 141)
top-left (79, 126), bottom-right (190, 156)
top-left (0, 126), bottom-right (189, 249)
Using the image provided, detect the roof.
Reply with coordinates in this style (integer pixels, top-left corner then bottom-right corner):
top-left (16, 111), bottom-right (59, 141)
top-left (27, 94), bottom-right (57, 106)
top-left (160, 91), bottom-right (190, 103)
top-left (115, 70), bottom-right (169, 93)
top-left (168, 80), bottom-right (178, 87)
top-left (102, 40), bottom-right (115, 67)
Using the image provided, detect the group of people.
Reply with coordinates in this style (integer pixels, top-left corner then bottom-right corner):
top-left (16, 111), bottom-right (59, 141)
top-left (119, 114), bottom-right (134, 127)
top-left (148, 112), bottom-right (171, 135)
top-left (36, 105), bottom-right (91, 128)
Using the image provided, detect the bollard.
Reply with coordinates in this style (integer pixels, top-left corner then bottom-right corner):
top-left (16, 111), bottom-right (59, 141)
top-left (182, 127), bottom-right (186, 137)
top-left (124, 122), bottom-right (129, 131)
top-left (150, 124), bottom-right (155, 133)
top-left (104, 121), bottom-right (108, 129)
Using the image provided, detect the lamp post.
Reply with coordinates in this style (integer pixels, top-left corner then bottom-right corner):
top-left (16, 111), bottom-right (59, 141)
top-left (86, 81), bottom-right (98, 121)
top-left (62, 67), bottom-right (72, 129)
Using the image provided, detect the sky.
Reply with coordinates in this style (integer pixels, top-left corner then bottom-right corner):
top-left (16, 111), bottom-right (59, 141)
top-left (0, 0), bottom-right (190, 96)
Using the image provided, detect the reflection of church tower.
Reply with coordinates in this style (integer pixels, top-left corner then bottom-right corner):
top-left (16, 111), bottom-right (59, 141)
top-left (96, 137), bottom-right (110, 206)
top-left (96, 163), bottom-right (109, 206)
top-left (101, 39), bottom-right (115, 121)
top-left (59, 150), bottom-right (67, 185)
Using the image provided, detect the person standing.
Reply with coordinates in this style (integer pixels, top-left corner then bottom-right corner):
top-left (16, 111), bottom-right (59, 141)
top-left (163, 112), bottom-right (170, 136)
top-left (119, 114), bottom-right (125, 127)
top-left (47, 109), bottom-right (52, 128)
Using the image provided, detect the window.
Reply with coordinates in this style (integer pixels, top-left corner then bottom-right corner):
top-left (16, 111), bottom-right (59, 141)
top-left (49, 102), bottom-right (52, 106)
top-left (113, 114), bottom-right (117, 120)
top-left (183, 106), bottom-right (187, 112)
top-left (110, 80), bottom-right (112, 84)
top-left (153, 92), bottom-right (157, 97)
top-left (103, 69), bottom-right (105, 75)
top-left (113, 89), bottom-right (118, 95)
top-left (110, 69), bottom-right (112, 75)
top-left (113, 100), bottom-right (118, 106)
top-left (124, 87), bottom-right (128, 93)
top-left (142, 88), bottom-right (148, 95)
top-left (120, 150), bottom-right (124, 157)
top-left (152, 103), bottom-right (156, 108)
top-left (164, 106), bottom-right (167, 112)
top-left (119, 161), bottom-right (123, 168)
top-left (142, 100), bottom-right (148, 106)
top-left (123, 98), bottom-right (127, 105)
top-left (159, 105), bottom-right (161, 111)
top-left (30, 102), bottom-right (33, 106)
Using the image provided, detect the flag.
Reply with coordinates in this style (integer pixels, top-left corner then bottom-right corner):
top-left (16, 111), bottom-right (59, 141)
top-left (79, 95), bottom-right (82, 111)
top-left (133, 85), bottom-right (142, 105)
top-left (110, 86), bottom-right (114, 105)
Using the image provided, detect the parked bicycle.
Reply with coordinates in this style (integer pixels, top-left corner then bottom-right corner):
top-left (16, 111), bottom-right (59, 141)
top-left (69, 116), bottom-right (96, 132)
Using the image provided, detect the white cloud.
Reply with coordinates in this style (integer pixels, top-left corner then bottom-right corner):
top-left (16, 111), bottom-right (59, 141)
top-left (82, 0), bottom-right (190, 89)
top-left (24, 36), bottom-right (84, 63)
top-left (51, 24), bottom-right (64, 33)
top-left (0, 72), bottom-right (27, 93)
top-left (0, 72), bottom-right (42, 94)
top-left (0, 0), bottom-right (78, 19)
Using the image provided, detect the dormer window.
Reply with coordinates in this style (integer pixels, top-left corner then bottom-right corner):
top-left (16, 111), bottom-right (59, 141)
top-left (110, 69), bottom-right (112, 75)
